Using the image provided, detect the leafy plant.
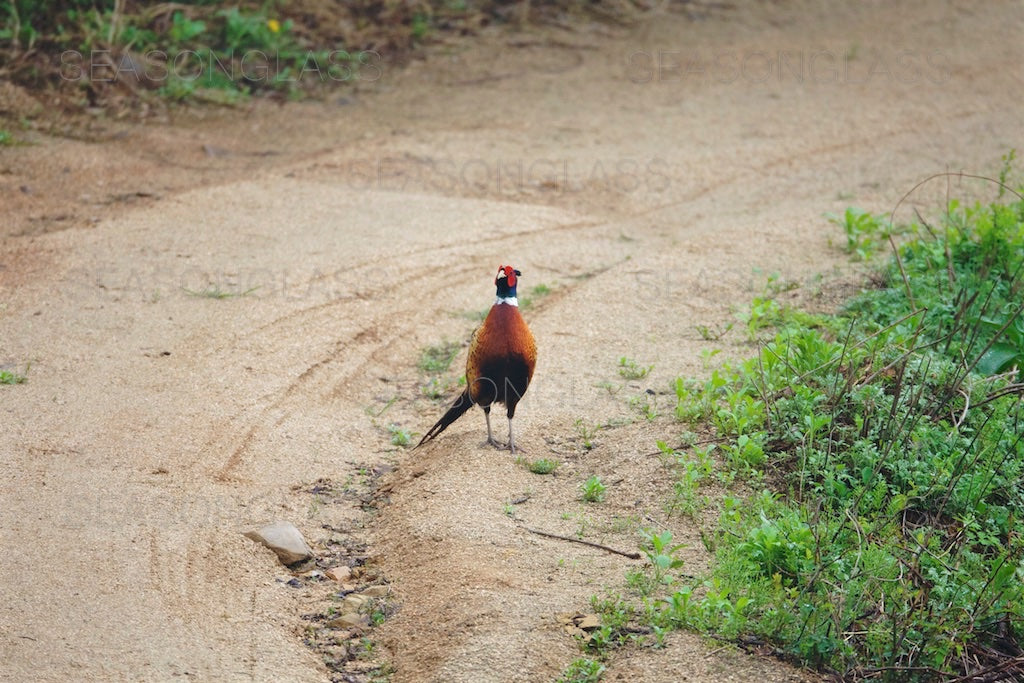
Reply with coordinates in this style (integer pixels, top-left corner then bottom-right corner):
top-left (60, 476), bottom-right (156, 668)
top-left (574, 418), bottom-right (597, 449)
top-left (658, 441), bottom-right (714, 518)
top-left (580, 475), bottom-right (607, 503)
top-left (168, 11), bottom-right (206, 44)
top-left (524, 457), bottom-right (559, 474)
top-left (627, 392), bottom-right (658, 420)
top-left (976, 306), bottom-right (1024, 377)
top-left (826, 206), bottom-right (892, 261)
top-left (617, 356), bottom-right (652, 380)
top-left (556, 658), bottom-right (605, 683)
top-left (639, 529), bottom-right (686, 586)
top-left (0, 363), bottom-right (29, 384)
top-left (586, 595), bottom-right (636, 653)
top-left (734, 296), bottom-right (784, 340)
top-left (387, 424), bottom-right (412, 447)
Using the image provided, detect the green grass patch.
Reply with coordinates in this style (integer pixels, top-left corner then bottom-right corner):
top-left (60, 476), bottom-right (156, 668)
top-left (182, 284), bottom-right (258, 299)
top-left (826, 206), bottom-right (895, 261)
top-left (556, 657), bottom-right (606, 683)
top-left (574, 418), bottom-right (598, 450)
top-left (5, 1), bottom-right (642, 111)
top-left (417, 341), bottom-right (460, 374)
top-left (658, 195), bottom-right (1024, 679)
top-left (576, 188), bottom-right (1024, 681)
top-left (617, 356), bottom-right (652, 380)
top-left (520, 283), bottom-right (552, 310)
top-left (657, 440), bottom-right (714, 519)
top-left (521, 457), bottom-right (559, 475)
top-left (0, 363), bottom-right (30, 384)
top-left (386, 424), bottom-right (412, 448)
top-left (0, 1), bottom-right (378, 104)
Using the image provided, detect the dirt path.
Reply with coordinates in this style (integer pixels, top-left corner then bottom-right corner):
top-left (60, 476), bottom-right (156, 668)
top-left (2, 1), bottom-right (1022, 681)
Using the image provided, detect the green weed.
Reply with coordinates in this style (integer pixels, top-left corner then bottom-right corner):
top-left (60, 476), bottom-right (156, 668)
top-left (733, 274), bottom-right (826, 342)
top-left (182, 285), bottom-right (258, 299)
top-left (418, 341), bottom-right (459, 374)
top-left (618, 356), bottom-right (652, 380)
top-left (998, 149), bottom-right (1017, 198)
top-left (523, 457), bottom-right (559, 475)
top-left (0, 363), bottom-right (29, 384)
top-left (520, 283), bottom-right (552, 310)
top-left (387, 424), bottom-right (412, 447)
top-left (419, 375), bottom-right (460, 400)
top-left (826, 206), bottom-right (892, 261)
top-left (695, 322), bottom-right (733, 341)
top-left (658, 441), bottom-right (713, 518)
top-left (627, 392), bottom-right (658, 420)
top-left (639, 529), bottom-right (686, 586)
top-left (574, 418), bottom-right (597, 449)
top-left (556, 657), bottom-right (605, 683)
top-left (976, 310), bottom-right (1024, 377)
top-left (585, 594), bottom-right (636, 653)
top-left (580, 475), bottom-right (607, 503)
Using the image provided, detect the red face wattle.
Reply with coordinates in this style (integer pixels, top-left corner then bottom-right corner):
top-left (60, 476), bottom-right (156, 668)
top-left (496, 265), bottom-right (518, 288)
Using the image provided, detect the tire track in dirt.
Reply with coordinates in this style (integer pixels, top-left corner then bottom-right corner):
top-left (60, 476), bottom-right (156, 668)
top-left (204, 227), bottom-right (607, 481)
top-left (202, 257), bottom-right (457, 481)
top-left (628, 126), bottom-right (933, 219)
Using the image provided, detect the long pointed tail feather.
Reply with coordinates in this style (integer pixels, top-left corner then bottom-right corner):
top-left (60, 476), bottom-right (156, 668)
top-left (416, 388), bottom-right (473, 448)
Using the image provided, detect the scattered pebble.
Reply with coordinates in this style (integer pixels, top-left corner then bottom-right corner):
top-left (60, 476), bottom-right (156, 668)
top-left (327, 613), bottom-right (370, 629)
top-left (340, 594), bottom-right (369, 612)
top-left (326, 566), bottom-right (352, 583)
top-left (559, 613), bottom-right (602, 640)
top-left (243, 520), bottom-right (314, 566)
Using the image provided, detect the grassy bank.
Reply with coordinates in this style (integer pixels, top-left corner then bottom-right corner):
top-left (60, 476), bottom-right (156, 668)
top-left (573, 172), bottom-right (1024, 682)
top-left (0, 0), bottom-right (651, 112)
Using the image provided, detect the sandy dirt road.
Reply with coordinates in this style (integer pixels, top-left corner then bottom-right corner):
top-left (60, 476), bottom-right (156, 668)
top-left (2, 1), bottom-right (1023, 681)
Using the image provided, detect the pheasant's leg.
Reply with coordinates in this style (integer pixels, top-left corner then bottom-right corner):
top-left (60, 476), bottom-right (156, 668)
top-left (507, 418), bottom-right (525, 454)
top-left (483, 406), bottom-right (504, 449)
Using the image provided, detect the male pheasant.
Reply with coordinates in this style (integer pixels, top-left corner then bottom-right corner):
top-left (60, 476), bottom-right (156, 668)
top-left (417, 265), bottom-right (537, 453)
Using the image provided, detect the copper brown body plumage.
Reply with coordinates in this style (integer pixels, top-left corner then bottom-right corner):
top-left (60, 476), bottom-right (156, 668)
top-left (417, 265), bottom-right (537, 453)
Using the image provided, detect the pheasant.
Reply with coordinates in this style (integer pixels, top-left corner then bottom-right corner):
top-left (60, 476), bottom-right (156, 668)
top-left (417, 265), bottom-right (537, 453)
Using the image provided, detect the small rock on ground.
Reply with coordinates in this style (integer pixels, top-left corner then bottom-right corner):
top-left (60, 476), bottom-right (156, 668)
top-left (244, 520), bottom-right (314, 566)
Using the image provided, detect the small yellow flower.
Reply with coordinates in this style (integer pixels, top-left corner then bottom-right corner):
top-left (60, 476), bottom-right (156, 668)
top-left (267, 18), bottom-right (281, 33)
